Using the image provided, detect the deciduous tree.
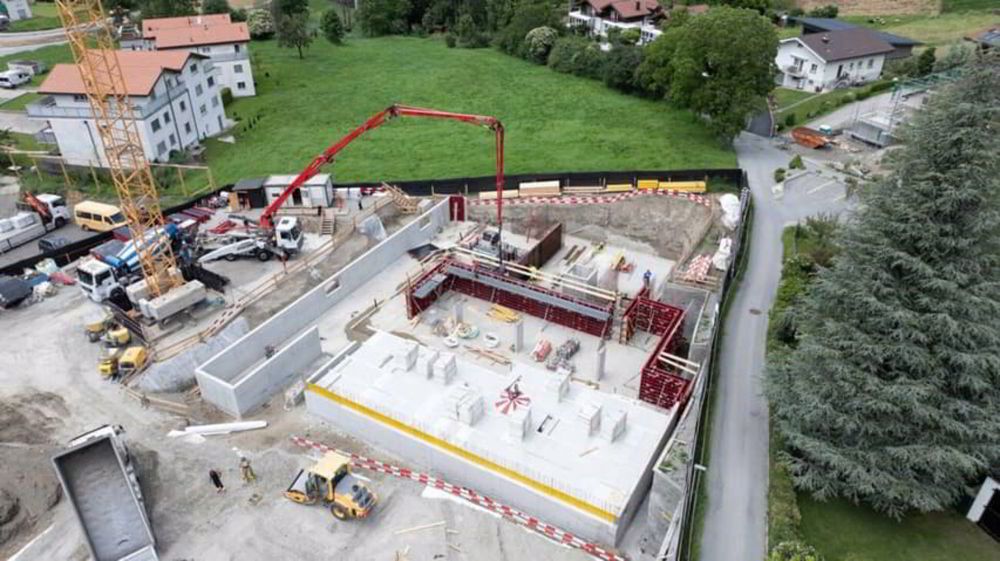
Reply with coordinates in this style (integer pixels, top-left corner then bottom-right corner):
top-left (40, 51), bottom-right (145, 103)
top-left (276, 11), bottom-right (313, 58)
top-left (247, 8), bottom-right (275, 38)
top-left (767, 60), bottom-right (1000, 517)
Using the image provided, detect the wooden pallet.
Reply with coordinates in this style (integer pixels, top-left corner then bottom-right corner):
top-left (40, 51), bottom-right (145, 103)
top-left (382, 182), bottom-right (419, 214)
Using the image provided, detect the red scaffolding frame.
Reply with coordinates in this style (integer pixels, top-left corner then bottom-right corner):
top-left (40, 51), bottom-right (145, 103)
top-left (620, 292), bottom-right (691, 410)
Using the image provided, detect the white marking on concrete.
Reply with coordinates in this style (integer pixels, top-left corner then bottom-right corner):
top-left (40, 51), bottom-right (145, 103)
top-left (9, 525), bottom-right (53, 561)
top-left (807, 179), bottom-right (839, 194)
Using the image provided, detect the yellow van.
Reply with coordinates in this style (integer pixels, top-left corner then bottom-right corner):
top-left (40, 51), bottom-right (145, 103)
top-left (74, 201), bottom-right (128, 232)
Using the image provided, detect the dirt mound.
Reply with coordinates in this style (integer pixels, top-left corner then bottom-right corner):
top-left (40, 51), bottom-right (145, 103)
top-left (0, 392), bottom-right (66, 551)
top-left (0, 392), bottom-right (69, 445)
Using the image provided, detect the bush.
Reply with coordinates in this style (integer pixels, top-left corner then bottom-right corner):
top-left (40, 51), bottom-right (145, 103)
top-left (768, 541), bottom-right (824, 561)
top-left (494, 2), bottom-right (558, 57)
top-left (220, 87), bottom-right (233, 106)
top-left (603, 44), bottom-right (644, 93)
top-left (784, 113), bottom-right (796, 127)
top-left (789, 155), bottom-right (803, 169)
top-left (548, 36), bottom-right (588, 74)
top-left (868, 80), bottom-right (893, 94)
top-left (357, 0), bottom-right (410, 36)
top-left (455, 13), bottom-right (489, 48)
top-left (774, 167), bottom-right (786, 182)
top-left (247, 8), bottom-right (275, 39)
top-left (524, 26), bottom-right (557, 63)
top-left (444, 33), bottom-right (457, 48)
top-left (807, 4), bottom-right (837, 17)
top-left (855, 89), bottom-right (871, 101)
top-left (321, 9), bottom-right (345, 44)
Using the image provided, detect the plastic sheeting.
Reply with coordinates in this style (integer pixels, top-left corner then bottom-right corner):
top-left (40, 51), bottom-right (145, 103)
top-left (719, 194), bottom-right (741, 230)
top-left (712, 238), bottom-right (733, 271)
top-left (357, 214), bottom-right (387, 241)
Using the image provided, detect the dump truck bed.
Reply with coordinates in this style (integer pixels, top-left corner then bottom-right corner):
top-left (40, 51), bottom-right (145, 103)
top-left (51, 428), bottom-right (157, 561)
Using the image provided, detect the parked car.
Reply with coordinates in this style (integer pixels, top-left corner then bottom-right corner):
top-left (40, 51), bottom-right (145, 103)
top-left (38, 235), bottom-right (70, 253)
top-left (0, 69), bottom-right (32, 89)
top-left (8, 60), bottom-right (47, 76)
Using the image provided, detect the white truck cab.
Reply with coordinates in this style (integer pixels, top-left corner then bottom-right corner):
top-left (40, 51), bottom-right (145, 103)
top-left (77, 258), bottom-right (121, 303)
top-left (35, 193), bottom-right (71, 226)
top-left (275, 217), bottom-right (304, 254)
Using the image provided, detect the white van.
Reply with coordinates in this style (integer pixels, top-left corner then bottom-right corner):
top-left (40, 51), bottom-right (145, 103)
top-left (0, 69), bottom-right (31, 89)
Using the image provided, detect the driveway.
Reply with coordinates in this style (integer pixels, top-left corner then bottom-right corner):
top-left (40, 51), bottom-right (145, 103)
top-left (697, 133), bottom-right (855, 561)
top-left (0, 28), bottom-right (68, 58)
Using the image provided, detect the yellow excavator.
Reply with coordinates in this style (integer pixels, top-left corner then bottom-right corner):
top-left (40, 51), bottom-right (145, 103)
top-left (284, 452), bottom-right (377, 520)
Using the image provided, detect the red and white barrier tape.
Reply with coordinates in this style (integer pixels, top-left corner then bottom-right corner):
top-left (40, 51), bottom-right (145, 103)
top-left (468, 189), bottom-right (711, 208)
top-left (290, 435), bottom-right (627, 561)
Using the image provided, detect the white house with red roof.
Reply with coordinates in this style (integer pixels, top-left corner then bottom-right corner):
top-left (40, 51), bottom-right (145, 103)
top-left (27, 50), bottom-right (227, 167)
top-left (568, 0), bottom-right (665, 45)
top-left (122, 13), bottom-right (255, 98)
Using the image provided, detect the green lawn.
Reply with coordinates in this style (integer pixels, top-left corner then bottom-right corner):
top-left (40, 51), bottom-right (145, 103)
top-left (840, 11), bottom-right (997, 46)
top-left (941, 0), bottom-right (1000, 12)
top-left (775, 82), bottom-right (892, 127)
top-left (7, 2), bottom-right (64, 32)
top-left (0, 91), bottom-right (43, 111)
top-left (205, 36), bottom-right (735, 185)
top-left (800, 498), bottom-right (1000, 561)
top-left (772, 88), bottom-right (815, 111)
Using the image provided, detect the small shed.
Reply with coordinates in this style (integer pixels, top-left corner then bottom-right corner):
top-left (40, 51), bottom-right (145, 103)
top-left (264, 174), bottom-right (334, 208)
top-left (232, 177), bottom-right (267, 209)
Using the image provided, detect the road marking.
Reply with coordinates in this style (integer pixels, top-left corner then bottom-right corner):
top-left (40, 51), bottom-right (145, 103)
top-left (807, 179), bottom-right (839, 194)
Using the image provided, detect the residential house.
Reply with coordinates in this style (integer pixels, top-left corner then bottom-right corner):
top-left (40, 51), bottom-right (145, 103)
top-left (121, 14), bottom-right (256, 98)
top-left (28, 51), bottom-right (227, 167)
top-left (0, 0), bottom-right (31, 21)
top-left (795, 17), bottom-right (921, 59)
top-left (568, 0), bottom-right (665, 45)
top-left (775, 29), bottom-right (894, 92)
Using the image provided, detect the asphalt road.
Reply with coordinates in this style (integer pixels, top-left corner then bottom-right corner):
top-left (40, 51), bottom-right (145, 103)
top-left (698, 133), bottom-right (854, 561)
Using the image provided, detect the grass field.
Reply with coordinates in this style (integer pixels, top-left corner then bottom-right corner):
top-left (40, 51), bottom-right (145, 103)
top-left (840, 11), bottom-right (997, 45)
top-left (772, 88), bottom-right (815, 112)
top-left (800, 498), bottom-right (1000, 561)
top-left (7, 2), bottom-right (65, 32)
top-left (0, 91), bottom-right (43, 111)
top-left (205, 36), bottom-right (735, 185)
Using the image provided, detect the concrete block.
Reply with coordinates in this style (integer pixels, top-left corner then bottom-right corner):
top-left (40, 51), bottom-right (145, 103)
top-left (601, 409), bottom-right (627, 443)
top-left (546, 371), bottom-right (570, 401)
top-left (507, 406), bottom-right (532, 441)
top-left (391, 341), bottom-right (419, 372)
top-left (578, 401), bottom-right (602, 437)
top-left (145, 280), bottom-right (207, 321)
top-left (433, 352), bottom-right (456, 385)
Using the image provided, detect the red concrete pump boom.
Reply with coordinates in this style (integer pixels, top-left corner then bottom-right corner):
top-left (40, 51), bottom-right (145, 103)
top-left (260, 104), bottom-right (506, 232)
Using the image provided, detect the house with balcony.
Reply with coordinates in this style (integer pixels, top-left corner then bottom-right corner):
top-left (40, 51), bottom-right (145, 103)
top-left (776, 28), bottom-right (894, 92)
top-left (28, 50), bottom-right (227, 167)
top-left (121, 13), bottom-right (255, 98)
top-left (568, 0), bottom-right (665, 45)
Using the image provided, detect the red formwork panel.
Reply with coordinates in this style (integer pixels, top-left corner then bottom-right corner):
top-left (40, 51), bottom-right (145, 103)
top-left (405, 261), bottom-right (448, 318)
top-left (620, 293), bottom-right (690, 410)
top-left (406, 258), bottom-right (615, 338)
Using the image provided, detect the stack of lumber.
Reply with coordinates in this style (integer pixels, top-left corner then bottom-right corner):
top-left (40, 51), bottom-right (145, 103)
top-left (488, 304), bottom-right (520, 323)
top-left (637, 179), bottom-right (659, 190)
top-left (605, 183), bottom-right (633, 193)
top-left (382, 183), bottom-right (419, 213)
top-left (563, 185), bottom-right (604, 194)
top-left (478, 189), bottom-right (521, 200)
top-left (519, 180), bottom-right (561, 197)
top-left (659, 180), bottom-right (707, 193)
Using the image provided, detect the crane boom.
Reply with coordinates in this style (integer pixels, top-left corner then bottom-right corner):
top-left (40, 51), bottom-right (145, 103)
top-left (260, 104), bottom-right (505, 232)
top-left (55, 0), bottom-right (179, 298)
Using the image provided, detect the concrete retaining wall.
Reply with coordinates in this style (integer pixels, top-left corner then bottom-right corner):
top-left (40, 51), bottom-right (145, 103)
top-left (305, 386), bottom-right (623, 545)
top-left (195, 199), bottom-right (451, 416)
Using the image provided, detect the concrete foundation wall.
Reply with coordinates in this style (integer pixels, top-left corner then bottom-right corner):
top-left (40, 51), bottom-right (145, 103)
top-left (307, 387), bottom-right (624, 546)
top-left (196, 199), bottom-right (450, 416)
top-left (232, 327), bottom-right (322, 415)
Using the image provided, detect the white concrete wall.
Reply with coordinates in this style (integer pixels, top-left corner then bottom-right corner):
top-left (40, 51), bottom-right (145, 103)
top-left (196, 199), bottom-right (451, 416)
top-left (968, 477), bottom-right (1000, 523)
top-left (305, 384), bottom-right (647, 546)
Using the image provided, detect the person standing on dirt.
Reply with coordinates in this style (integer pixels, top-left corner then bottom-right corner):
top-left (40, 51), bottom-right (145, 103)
top-left (209, 469), bottom-right (225, 493)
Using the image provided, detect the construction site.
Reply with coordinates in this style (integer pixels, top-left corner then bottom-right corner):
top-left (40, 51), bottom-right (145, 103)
top-left (0, 3), bottom-right (751, 561)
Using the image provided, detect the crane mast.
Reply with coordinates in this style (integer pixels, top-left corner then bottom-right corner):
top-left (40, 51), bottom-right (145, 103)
top-left (55, 0), bottom-right (179, 298)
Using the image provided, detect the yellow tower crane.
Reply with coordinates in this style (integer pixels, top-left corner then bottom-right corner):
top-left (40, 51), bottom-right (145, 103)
top-left (54, 0), bottom-right (179, 298)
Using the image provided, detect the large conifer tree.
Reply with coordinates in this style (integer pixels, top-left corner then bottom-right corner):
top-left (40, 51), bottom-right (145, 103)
top-left (768, 59), bottom-right (1000, 517)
